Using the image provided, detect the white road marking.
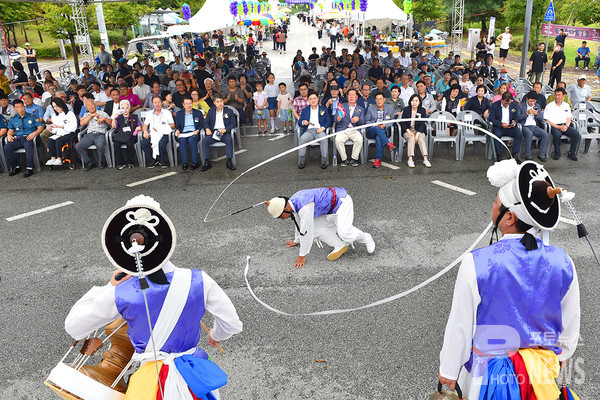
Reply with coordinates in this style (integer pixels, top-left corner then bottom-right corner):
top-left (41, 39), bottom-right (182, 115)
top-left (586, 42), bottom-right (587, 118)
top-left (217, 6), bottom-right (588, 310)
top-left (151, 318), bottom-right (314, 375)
top-left (559, 216), bottom-right (578, 226)
top-left (368, 159), bottom-right (400, 170)
top-left (6, 201), bottom-right (74, 222)
top-left (431, 180), bottom-right (476, 196)
top-left (126, 171), bottom-right (178, 187)
top-left (268, 134), bottom-right (287, 141)
top-left (212, 149), bottom-right (247, 162)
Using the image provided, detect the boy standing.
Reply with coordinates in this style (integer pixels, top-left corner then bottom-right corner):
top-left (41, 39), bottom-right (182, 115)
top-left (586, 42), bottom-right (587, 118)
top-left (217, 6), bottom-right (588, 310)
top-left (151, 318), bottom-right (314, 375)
top-left (276, 82), bottom-right (293, 134)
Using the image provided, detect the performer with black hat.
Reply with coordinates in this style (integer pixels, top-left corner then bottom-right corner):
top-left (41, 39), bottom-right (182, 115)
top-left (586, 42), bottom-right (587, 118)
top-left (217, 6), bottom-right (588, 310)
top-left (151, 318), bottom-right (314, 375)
top-left (267, 187), bottom-right (375, 268)
top-left (64, 195), bottom-right (243, 399)
top-left (438, 159), bottom-right (580, 399)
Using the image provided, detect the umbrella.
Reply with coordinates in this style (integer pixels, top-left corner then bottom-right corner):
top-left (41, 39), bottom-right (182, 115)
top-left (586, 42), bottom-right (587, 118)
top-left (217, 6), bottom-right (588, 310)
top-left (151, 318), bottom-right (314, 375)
top-left (238, 15), bottom-right (274, 26)
top-left (261, 11), bottom-right (285, 20)
top-left (318, 10), bottom-right (345, 20)
top-left (280, 7), bottom-right (292, 12)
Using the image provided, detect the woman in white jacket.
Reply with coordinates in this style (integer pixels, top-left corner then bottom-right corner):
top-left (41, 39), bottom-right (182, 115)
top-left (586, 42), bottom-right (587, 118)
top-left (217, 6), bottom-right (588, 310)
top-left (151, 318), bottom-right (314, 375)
top-left (45, 97), bottom-right (78, 166)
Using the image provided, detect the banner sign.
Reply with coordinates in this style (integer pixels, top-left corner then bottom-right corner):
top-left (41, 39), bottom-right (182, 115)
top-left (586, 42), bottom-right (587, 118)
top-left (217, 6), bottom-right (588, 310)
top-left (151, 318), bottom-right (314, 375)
top-left (541, 24), bottom-right (600, 42)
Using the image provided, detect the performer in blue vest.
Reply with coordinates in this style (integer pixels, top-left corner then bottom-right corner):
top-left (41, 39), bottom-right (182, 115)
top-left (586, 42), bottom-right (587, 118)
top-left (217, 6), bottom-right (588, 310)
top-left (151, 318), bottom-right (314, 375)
top-left (65, 195), bottom-right (243, 399)
top-left (438, 160), bottom-right (580, 399)
top-left (266, 187), bottom-right (375, 268)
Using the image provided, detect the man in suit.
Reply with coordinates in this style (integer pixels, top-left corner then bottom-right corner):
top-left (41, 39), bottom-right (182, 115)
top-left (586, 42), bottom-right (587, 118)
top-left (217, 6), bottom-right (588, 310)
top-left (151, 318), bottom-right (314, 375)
top-left (297, 91), bottom-right (332, 169)
top-left (488, 91), bottom-right (523, 161)
top-left (517, 91), bottom-right (549, 162)
top-left (201, 94), bottom-right (236, 171)
top-left (175, 96), bottom-right (204, 170)
top-left (335, 88), bottom-right (364, 167)
top-left (365, 93), bottom-right (396, 168)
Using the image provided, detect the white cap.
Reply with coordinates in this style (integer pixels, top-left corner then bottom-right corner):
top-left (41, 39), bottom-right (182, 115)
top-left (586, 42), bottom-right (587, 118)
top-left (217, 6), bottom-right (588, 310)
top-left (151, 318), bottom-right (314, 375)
top-left (267, 197), bottom-right (286, 218)
top-left (578, 75), bottom-right (587, 80)
top-left (25, 42), bottom-right (30, 46)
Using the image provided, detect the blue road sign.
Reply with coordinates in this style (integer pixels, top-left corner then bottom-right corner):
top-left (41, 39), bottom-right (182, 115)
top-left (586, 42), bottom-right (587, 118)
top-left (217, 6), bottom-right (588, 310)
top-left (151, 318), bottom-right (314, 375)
top-left (544, 1), bottom-right (555, 22)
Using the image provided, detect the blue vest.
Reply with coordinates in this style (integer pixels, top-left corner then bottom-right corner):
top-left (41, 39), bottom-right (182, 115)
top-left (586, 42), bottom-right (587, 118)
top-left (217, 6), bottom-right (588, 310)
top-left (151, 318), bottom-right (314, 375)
top-left (290, 187), bottom-right (347, 217)
top-left (466, 238), bottom-right (574, 377)
top-left (115, 269), bottom-right (208, 359)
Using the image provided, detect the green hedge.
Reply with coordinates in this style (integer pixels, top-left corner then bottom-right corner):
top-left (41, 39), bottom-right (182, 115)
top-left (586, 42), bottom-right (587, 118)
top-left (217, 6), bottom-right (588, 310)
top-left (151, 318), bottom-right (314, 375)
top-left (89, 30), bottom-right (134, 47)
top-left (36, 45), bottom-right (73, 58)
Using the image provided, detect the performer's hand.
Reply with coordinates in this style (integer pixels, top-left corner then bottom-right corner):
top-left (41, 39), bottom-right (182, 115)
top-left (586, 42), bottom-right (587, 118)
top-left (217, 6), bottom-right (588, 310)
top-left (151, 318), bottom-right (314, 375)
top-left (207, 329), bottom-right (220, 348)
top-left (286, 240), bottom-right (298, 247)
top-left (110, 270), bottom-right (132, 286)
top-left (560, 359), bottom-right (568, 370)
top-left (438, 372), bottom-right (456, 390)
top-left (294, 256), bottom-right (306, 268)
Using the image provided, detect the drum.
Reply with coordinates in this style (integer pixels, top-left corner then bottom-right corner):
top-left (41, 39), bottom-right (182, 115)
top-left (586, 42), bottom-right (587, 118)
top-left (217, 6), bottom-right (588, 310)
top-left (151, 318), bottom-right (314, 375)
top-left (45, 319), bottom-right (135, 400)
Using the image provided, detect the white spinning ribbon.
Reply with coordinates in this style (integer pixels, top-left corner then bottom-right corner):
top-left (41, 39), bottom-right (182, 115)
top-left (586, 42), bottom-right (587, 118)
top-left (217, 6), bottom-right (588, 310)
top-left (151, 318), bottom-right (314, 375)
top-left (244, 222), bottom-right (493, 316)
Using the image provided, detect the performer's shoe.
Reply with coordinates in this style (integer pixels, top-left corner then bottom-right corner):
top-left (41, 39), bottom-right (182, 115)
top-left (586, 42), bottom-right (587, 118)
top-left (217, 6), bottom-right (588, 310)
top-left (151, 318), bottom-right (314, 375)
top-left (201, 161), bottom-right (212, 171)
top-left (364, 233), bottom-right (375, 253)
top-left (327, 245), bottom-right (348, 261)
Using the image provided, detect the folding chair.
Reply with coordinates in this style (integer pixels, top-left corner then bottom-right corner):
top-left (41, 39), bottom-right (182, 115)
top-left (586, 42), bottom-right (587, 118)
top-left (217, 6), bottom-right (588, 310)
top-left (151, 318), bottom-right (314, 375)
top-left (427, 111), bottom-right (460, 160)
top-left (200, 129), bottom-right (237, 167)
top-left (456, 110), bottom-right (492, 160)
top-left (224, 105), bottom-right (246, 142)
top-left (77, 128), bottom-right (113, 168)
top-left (108, 130), bottom-right (143, 167)
top-left (1, 135), bottom-right (42, 171)
top-left (572, 108), bottom-right (600, 153)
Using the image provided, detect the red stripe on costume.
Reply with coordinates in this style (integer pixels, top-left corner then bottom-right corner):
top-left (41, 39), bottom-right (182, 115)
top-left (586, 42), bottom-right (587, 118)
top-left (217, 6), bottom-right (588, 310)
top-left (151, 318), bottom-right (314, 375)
top-left (156, 364), bottom-right (201, 400)
top-left (510, 352), bottom-right (537, 400)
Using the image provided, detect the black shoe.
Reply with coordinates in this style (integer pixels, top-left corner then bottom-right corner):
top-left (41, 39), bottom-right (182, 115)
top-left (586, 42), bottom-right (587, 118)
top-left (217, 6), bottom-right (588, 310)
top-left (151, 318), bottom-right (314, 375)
top-left (84, 163), bottom-right (96, 171)
top-left (23, 169), bottom-right (34, 177)
top-left (321, 161), bottom-right (327, 169)
top-left (351, 159), bottom-right (360, 167)
top-left (567, 153), bottom-right (578, 161)
top-left (226, 159), bottom-right (236, 170)
top-left (9, 167), bottom-right (21, 176)
top-left (117, 164), bottom-right (126, 170)
top-left (526, 156), bottom-right (533, 161)
top-left (552, 153), bottom-right (561, 160)
top-left (182, 163), bottom-right (189, 171)
top-left (128, 164), bottom-right (134, 169)
top-left (97, 162), bottom-right (105, 170)
top-left (190, 163), bottom-right (200, 170)
top-left (512, 153), bottom-right (521, 164)
top-left (538, 155), bottom-right (547, 162)
top-left (147, 159), bottom-right (159, 168)
top-left (496, 155), bottom-right (503, 161)
top-left (161, 162), bottom-right (169, 169)
top-left (340, 159), bottom-right (348, 167)
top-left (298, 162), bottom-right (305, 169)
top-left (201, 161), bottom-right (212, 171)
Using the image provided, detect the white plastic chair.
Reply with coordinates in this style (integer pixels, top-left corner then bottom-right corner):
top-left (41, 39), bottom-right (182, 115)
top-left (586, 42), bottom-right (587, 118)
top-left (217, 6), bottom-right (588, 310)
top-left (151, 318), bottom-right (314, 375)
top-left (172, 130), bottom-right (203, 165)
top-left (362, 124), bottom-right (397, 163)
top-left (572, 109), bottom-right (600, 153)
top-left (108, 130), bottom-right (143, 167)
top-left (1, 135), bottom-right (42, 171)
top-left (77, 128), bottom-right (113, 168)
top-left (200, 129), bottom-right (237, 167)
top-left (224, 105), bottom-right (244, 146)
top-left (427, 111), bottom-right (460, 160)
top-left (456, 110), bottom-right (492, 160)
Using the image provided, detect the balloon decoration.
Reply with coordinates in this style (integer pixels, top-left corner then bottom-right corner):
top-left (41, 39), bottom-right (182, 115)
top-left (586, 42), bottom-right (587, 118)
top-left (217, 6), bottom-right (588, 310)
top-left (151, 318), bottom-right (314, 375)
top-left (359, 0), bottom-right (367, 12)
top-left (403, 0), bottom-right (412, 14)
top-left (181, 3), bottom-right (191, 20)
top-left (230, 1), bottom-right (239, 17)
top-left (230, 1), bottom-right (271, 17)
top-left (330, 0), bottom-right (365, 11)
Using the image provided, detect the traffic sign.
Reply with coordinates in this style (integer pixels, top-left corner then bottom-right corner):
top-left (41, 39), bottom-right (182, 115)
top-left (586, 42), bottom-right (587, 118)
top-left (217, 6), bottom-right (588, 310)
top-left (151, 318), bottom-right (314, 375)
top-left (544, 1), bottom-right (555, 22)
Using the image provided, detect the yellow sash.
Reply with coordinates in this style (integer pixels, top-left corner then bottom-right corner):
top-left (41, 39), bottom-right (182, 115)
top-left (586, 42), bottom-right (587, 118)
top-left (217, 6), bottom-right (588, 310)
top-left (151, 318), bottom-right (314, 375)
top-left (124, 361), bottom-right (163, 400)
top-left (518, 348), bottom-right (560, 399)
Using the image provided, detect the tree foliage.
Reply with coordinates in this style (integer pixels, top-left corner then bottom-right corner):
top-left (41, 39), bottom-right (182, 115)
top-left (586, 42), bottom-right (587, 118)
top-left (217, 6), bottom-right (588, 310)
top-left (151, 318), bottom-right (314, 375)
top-left (394, 0), bottom-right (446, 23)
top-left (103, 2), bottom-right (154, 45)
top-left (555, 0), bottom-right (600, 25)
top-left (503, 0), bottom-right (548, 50)
top-left (464, 0), bottom-right (502, 33)
top-left (0, 2), bottom-right (34, 23)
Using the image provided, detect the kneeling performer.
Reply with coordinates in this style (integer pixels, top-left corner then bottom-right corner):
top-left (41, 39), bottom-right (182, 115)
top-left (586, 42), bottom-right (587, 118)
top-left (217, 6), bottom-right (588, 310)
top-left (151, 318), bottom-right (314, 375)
top-left (267, 187), bottom-right (375, 268)
top-left (64, 195), bottom-right (243, 399)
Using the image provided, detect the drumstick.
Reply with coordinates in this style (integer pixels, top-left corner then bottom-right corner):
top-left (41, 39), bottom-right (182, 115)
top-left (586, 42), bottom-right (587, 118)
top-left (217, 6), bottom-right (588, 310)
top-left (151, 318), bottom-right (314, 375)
top-left (201, 321), bottom-right (224, 353)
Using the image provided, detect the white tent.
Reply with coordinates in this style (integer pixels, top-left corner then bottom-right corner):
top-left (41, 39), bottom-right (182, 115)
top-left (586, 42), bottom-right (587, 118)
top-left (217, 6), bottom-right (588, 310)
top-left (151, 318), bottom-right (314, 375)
top-left (360, 0), bottom-right (408, 29)
top-left (167, 0), bottom-right (236, 35)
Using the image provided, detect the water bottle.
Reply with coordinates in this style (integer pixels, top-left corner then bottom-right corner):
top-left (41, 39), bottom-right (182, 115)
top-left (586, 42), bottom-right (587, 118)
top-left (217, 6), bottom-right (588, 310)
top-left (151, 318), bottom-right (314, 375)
top-left (332, 154), bottom-right (337, 166)
top-left (394, 149), bottom-right (400, 163)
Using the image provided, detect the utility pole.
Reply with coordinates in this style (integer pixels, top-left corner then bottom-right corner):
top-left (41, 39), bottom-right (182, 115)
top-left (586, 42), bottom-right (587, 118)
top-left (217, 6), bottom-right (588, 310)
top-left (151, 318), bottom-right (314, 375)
top-left (520, 0), bottom-right (534, 78)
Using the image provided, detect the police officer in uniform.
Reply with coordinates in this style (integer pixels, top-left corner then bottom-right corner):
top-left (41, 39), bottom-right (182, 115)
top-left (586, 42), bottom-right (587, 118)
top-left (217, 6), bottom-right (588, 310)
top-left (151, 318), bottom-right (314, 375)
top-left (4, 99), bottom-right (42, 177)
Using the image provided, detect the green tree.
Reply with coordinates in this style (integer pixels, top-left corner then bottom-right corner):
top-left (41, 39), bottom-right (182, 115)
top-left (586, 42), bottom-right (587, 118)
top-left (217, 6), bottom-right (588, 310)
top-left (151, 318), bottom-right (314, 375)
top-left (0, 2), bottom-right (39, 45)
top-left (464, 0), bottom-right (503, 33)
top-left (104, 2), bottom-right (154, 46)
top-left (394, 0), bottom-right (446, 23)
top-left (40, 3), bottom-right (95, 75)
top-left (555, 0), bottom-right (600, 25)
top-left (503, 0), bottom-right (548, 50)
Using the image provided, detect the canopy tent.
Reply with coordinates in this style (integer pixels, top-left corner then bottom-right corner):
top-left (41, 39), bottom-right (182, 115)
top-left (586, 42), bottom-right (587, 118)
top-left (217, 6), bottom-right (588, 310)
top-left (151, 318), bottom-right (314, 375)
top-left (167, 0), bottom-right (235, 35)
top-left (357, 0), bottom-right (408, 29)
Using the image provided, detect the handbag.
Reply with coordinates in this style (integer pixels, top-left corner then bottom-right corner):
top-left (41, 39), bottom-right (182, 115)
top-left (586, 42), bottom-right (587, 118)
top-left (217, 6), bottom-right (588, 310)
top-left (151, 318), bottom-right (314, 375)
top-left (113, 114), bottom-right (137, 143)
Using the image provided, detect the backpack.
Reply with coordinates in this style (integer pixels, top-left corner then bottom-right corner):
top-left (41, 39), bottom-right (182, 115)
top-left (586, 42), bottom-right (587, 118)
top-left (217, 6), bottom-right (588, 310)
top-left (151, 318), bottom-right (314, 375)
top-left (60, 133), bottom-right (80, 169)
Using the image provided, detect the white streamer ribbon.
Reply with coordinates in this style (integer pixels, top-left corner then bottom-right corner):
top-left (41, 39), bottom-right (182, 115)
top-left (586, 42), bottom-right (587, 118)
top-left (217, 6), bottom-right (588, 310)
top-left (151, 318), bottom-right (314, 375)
top-left (244, 222), bottom-right (493, 316)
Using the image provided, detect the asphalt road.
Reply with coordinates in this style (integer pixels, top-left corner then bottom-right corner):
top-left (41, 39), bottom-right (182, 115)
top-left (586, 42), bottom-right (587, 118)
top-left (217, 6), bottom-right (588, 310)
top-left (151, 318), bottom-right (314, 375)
top-left (2, 19), bottom-right (600, 400)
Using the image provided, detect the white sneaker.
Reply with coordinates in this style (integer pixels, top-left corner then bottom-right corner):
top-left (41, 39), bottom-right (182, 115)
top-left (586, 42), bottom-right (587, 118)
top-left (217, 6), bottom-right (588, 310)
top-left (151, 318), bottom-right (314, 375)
top-left (327, 245), bottom-right (348, 261)
top-left (45, 159), bottom-right (54, 166)
top-left (595, 79), bottom-right (600, 83)
top-left (364, 233), bottom-right (375, 253)
top-left (407, 160), bottom-right (415, 168)
top-left (575, 67), bottom-right (579, 70)
top-left (423, 160), bottom-right (431, 168)
top-left (270, 127), bottom-right (275, 134)
top-left (54, 158), bottom-right (63, 165)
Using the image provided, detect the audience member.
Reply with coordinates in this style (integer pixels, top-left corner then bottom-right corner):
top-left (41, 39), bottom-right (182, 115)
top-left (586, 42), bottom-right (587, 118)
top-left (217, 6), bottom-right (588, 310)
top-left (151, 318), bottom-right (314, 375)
top-left (201, 94), bottom-right (236, 171)
top-left (488, 91), bottom-right (523, 161)
top-left (544, 87), bottom-right (581, 161)
top-left (400, 94), bottom-right (430, 168)
top-left (517, 91), bottom-right (549, 162)
top-left (111, 99), bottom-right (141, 169)
top-left (141, 96), bottom-right (175, 168)
top-left (76, 99), bottom-right (112, 170)
top-left (365, 93), bottom-right (396, 168)
top-left (297, 91), bottom-right (332, 169)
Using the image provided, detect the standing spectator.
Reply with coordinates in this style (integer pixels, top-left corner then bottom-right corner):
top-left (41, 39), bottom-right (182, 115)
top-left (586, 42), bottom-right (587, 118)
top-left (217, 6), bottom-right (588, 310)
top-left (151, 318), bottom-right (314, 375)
top-left (476, 37), bottom-right (487, 61)
top-left (330, 24), bottom-right (338, 50)
top-left (544, 87), bottom-right (581, 160)
top-left (119, 83), bottom-right (142, 112)
top-left (528, 43), bottom-right (547, 83)
top-left (23, 43), bottom-right (40, 80)
top-left (554, 28), bottom-right (568, 48)
top-left (334, 88), bottom-right (364, 167)
top-left (132, 74), bottom-right (151, 106)
top-left (174, 96), bottom-right (203, 170)
top-left (568, 75), bottom-right (592, 104)
top-left (111, 44), bottom-right (124, 64)
top-left (221, 76), bottom-right (245, 122)
top-left (265, 73), bottom-right (279, 133)
top-left (238, 74), bottom-right (253, 123)
top-left (497, 27), bottom-right (513, 67)
top-left (96, 44), bottom-right (112, 66)
top-left (548, 43), bottom-right (565, 88)
top-left (201, 94), bottom-right (236, 171)
top-left (575, 41), bottom-right (591, 70)
top-left (141, 96), bottom-right (175, 168)
top-left (76, 99), bottom-right (112, 170)
top-left (297, 91), bottom-right (332, 169)
top-left (4, 99), bottom-right (43, 177)
top-left (292, 83), bottom-right (310, 121)
top-left (253, 81), bottom-right (268, 135)
top-left (276, 82), bottom-right (293, 134)
top-left (488, 92), bottom-right (523, 161)
top-left (517, 91), bottom-right (549, 162)
top-left (278, 30), bottom-right (287, 55)
top-left (400, 94), bottom-right (431, 168)
top-left (44, 97), bottom-right (78, 167)
top-left (365, 93), bottom-right (396, 168)
top-left (8, 44), bottom-right (21, 65)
